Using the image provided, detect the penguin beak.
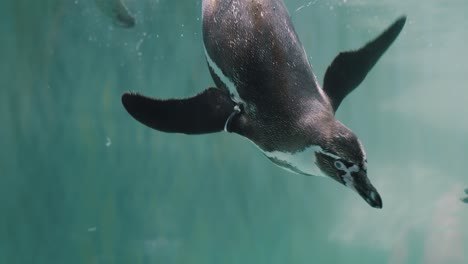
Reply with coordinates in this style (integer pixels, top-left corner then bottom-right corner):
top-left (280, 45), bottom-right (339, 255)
top-left (353, 171), bottom-right (382, 209)
top-left (358, 183), bottom-right (382, 209)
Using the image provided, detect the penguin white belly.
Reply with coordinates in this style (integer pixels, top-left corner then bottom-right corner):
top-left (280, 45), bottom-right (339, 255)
top-left (264, 146), bottom-right (329, 177)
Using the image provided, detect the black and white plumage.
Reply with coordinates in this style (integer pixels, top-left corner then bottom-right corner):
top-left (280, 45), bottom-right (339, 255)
top-left (122, 0), bottom-right (406, 208)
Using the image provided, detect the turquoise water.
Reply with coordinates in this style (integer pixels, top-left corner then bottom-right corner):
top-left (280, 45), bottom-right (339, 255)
top-left (1, 0), bottom-right (468, 263)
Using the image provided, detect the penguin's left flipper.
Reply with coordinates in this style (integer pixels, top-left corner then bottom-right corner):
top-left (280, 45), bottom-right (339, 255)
top-left (323, 16), bottom-right (406, 112)
top-left (122, 88), bottom-right (236, 134)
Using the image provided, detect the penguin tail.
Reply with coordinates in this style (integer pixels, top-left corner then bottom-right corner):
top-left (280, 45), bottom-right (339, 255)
top-left (122, 87), bottom-right (237, 134)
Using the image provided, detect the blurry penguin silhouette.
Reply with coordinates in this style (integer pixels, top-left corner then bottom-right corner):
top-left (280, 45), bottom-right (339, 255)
top-left (461, 188), bottom-right (468, 204)
top-left (95, 0), bottom-right (135, 28)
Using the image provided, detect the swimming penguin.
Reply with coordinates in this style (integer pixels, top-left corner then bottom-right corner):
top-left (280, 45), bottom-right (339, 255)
top-left (95, 0), bottom-right (135, 28)
top-left (122, 0), bottom-right (406, 208)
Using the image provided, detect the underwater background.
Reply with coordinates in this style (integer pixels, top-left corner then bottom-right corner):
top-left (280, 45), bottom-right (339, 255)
top-left (1, 0), bottom-right (468, 263)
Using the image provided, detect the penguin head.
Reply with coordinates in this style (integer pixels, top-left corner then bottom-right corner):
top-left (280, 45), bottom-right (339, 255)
top-left (315, 121), bottom-right (382, 208)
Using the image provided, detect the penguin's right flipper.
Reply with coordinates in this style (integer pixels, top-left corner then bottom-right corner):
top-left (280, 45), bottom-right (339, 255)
top-left (323, 16), bottom-right (406, 112)
top-left (122, 88), bottom-right (237, 134)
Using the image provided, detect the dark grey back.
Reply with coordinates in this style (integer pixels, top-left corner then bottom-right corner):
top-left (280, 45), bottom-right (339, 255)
top-left (202, 0), bottom-right (326, 115)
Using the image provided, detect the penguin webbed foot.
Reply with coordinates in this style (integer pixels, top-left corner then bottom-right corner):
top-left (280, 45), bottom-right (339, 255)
top-left (122, 87), bottom-right (237, 134)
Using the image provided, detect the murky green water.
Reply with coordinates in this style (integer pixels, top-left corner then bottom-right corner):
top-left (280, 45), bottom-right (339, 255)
top-left (1, 0), bottom-right (468, 263)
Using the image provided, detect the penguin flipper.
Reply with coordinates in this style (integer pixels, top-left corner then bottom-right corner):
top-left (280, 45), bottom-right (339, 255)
top-left (122, 88), bottom-right (236, 134)
top-left (323, 16), bottom-right (406, 111)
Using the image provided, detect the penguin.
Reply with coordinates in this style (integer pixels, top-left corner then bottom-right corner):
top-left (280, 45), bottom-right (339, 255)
top-left (95, 0), bottom-right (135, 28)
top-left (121, 0), bottom-right (406, 208)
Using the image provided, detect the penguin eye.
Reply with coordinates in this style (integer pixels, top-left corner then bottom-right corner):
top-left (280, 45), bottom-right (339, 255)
top-left (334, 160), bottom-right (345, 170)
